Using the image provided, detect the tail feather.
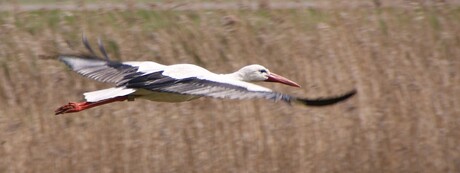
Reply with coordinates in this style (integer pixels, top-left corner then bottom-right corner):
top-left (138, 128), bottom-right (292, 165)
top-left (84, 87), bottom-right (136, 102)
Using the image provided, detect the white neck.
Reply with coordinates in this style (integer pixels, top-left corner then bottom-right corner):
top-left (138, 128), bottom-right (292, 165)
top-left (221, 71), bottom-right (245, 81)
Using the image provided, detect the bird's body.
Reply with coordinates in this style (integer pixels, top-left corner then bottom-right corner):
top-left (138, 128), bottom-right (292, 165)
top-left (54, 38), bottom-right (356, 115)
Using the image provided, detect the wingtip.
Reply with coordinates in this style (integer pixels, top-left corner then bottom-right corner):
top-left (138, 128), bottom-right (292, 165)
top-left (295, 89), bottom-right (357, 106)
top-left (57, 55), bottom-right (73, 67)
top-left (57, 35), bottom-right (110, 64)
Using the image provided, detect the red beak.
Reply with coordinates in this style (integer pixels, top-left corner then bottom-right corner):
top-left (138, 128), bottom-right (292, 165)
top-left (265, 73), bottom-right (301, 87)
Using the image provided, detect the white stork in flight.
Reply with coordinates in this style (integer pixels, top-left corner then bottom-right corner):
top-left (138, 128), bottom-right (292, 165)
top-left (55, 37), bottom-right (356, 115)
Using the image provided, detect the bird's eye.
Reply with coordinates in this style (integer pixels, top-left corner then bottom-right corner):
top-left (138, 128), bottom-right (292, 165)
top-left (259, 69), bottom-right (267, 73)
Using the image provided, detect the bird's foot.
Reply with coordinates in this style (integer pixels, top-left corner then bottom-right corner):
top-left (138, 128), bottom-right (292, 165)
top-left (55, 102), bottom-right (87, 115)
top-left (54, 96), bottom-right (129, 115)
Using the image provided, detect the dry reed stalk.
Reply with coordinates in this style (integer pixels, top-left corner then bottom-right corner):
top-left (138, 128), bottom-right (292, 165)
top-left (0, 3), bottom-right (459, 173)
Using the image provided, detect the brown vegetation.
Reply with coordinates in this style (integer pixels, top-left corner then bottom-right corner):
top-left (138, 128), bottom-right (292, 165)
top-left (0, 2), bottom-right (459, 173)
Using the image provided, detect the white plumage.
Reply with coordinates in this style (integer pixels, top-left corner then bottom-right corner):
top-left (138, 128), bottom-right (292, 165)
top-left (54, 38), bottom-right (356, 115)
top-left (84, 87), bottom-right (135, 102)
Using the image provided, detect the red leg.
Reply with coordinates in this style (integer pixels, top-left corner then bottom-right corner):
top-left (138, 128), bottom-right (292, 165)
top-left (55, 96), bottom-right (128, 115)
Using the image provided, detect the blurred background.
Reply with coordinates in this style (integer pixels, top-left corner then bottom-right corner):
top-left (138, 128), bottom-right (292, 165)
top-left (0, 0), bottom-right (459, 172)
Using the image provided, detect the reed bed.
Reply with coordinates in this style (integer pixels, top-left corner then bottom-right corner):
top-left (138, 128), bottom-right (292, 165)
top-left (0, 2), bottom-right (459, 172)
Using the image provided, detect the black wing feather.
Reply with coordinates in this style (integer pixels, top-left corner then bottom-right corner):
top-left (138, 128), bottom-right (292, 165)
top-left (82, 34), bottom-right (96, 55)
top-left (295, 89), bottom-right (357, 106)
top-left (123, 72), bottom-right (356, 106)
top-left (97, 38), bottom-right (110, 60)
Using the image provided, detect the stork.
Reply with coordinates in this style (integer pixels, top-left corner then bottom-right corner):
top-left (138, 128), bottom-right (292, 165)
top-left (55, 37), bottom-right (356, 115)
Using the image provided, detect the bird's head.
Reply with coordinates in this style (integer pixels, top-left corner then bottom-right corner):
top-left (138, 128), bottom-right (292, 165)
top-left (236, 64), bottom-right (301, 87)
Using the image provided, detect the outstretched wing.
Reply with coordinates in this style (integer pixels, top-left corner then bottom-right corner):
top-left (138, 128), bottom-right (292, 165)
top-left (59, 35), bottom-right (166, 84)
top-left (123, 71), bottom-right (357, 106)
top-left (59, 55), bottom-right (146, 84)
